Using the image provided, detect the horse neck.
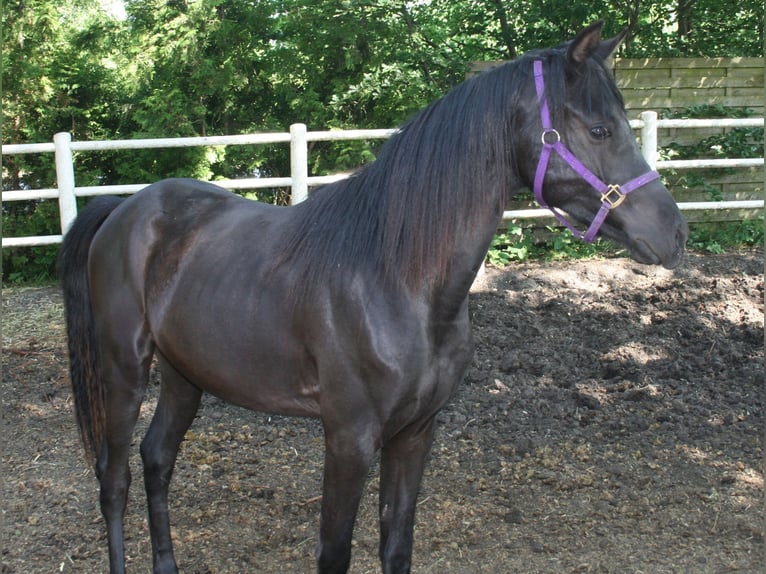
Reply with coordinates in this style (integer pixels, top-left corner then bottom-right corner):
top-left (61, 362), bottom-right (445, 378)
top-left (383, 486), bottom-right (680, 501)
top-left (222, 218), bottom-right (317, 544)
top-left (279, 60), bottom-right (534, 308)
top-left (426, 178), bottom-right (518, 317)
top-left (373, 97), bottom-right (529, 295)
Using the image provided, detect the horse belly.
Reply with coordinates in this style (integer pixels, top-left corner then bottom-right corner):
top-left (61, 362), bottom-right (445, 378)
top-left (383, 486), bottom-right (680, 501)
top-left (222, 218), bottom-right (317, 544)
top-left (161, 327), bottom-right (321, 417)
top-left (151, 283), bottom-right (321, 418)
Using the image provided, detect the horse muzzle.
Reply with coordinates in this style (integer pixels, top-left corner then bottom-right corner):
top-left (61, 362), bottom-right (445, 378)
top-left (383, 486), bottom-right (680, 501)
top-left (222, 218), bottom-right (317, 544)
top-left (630, 217), bottom-right (688, 269)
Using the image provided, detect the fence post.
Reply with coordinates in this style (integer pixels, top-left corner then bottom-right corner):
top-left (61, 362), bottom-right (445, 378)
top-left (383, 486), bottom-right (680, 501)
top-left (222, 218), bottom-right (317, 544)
top-left (640, 111), bottom-right (659, 170)
top-left (290, 123), bottom-right (308, 204)
top-left (54, 132), bottom-right (78, 235)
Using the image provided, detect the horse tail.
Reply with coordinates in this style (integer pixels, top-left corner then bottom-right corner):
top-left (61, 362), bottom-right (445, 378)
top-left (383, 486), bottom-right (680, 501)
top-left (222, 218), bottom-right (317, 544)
top-left (59, 196), bottom-right (124, 467)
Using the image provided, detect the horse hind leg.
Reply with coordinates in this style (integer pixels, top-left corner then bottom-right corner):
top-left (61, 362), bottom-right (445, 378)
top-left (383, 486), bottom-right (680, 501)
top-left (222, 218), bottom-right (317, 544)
top-left (97, 340), bottom-right (154, 574)
top-left (140, 354), bottom-right (202, 574)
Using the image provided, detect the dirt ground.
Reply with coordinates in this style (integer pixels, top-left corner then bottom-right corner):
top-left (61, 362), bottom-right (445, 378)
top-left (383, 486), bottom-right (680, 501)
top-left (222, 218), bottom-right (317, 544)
top-left (1, 251), bottom-right (763, 573)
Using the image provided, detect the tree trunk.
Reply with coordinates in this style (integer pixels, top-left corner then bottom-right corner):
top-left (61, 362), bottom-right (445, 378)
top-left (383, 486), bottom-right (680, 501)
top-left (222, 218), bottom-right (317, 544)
top-left (676, 0), bottom-right (696, 53)
top-left (491, 0), bottom-right (516, 60)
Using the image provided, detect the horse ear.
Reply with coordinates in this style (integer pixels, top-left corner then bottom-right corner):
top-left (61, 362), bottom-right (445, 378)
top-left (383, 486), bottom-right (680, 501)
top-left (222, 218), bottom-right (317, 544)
top-left (594, 27), bottom-right (629, 60)
top-left (567, 20), bottom-right (605, 64)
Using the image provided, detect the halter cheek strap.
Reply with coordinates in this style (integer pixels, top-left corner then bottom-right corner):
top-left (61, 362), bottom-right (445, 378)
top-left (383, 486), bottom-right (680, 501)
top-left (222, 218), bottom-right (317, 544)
top-left (532, 60), bottom-right (660, 243)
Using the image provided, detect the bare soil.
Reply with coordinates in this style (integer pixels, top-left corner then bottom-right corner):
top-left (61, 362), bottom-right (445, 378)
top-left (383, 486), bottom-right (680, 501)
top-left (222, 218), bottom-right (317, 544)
top-left (2, 252), bottom-right (763, 573)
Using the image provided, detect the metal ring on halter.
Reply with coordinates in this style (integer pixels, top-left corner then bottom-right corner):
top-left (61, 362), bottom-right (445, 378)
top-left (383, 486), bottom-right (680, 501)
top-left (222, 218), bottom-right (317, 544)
top-left (541, 129), bottom-right (560, 145)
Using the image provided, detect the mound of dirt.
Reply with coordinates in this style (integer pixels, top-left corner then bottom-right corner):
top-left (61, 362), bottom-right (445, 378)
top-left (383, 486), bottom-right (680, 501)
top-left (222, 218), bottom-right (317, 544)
top-left (2, 251), bottom-right (763, 573)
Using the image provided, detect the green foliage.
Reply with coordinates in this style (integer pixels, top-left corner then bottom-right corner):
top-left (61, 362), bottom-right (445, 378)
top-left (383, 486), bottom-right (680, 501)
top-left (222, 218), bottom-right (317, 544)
top-left (487, 224), bottom-right (531, 265)
top-left (2, 202), bottom-right (61, 283)
top-left (662, 106), bottom-right (764, 161)
top-left (486, 223), bottom-right (619, 266)
top-left (3, 0), bottom-right (763, 282)
top-left (659, 106), bottom-right (764, 202)
top-left (487, 218), bottom-right (765, 269)
top-left (688, 219), bottom-right (765, 254)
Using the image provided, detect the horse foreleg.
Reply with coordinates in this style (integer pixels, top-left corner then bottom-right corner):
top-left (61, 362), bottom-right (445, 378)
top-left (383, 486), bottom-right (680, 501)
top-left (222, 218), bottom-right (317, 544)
top-left (378, 416), bottom-right (436, 574)
top-left (140, 356), bottom-right (202, 574)
top-left (316, 427), bottom-right (378, 574)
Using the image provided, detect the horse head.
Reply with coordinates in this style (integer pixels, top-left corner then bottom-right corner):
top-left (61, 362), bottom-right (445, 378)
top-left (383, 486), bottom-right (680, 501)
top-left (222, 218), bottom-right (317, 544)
top-left (520, 21), bottom-right (688, 269)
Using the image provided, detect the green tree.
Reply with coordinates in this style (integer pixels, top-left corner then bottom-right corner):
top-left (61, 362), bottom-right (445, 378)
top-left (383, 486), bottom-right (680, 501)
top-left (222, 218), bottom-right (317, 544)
top-left (3, 0), bottom-right (762, 282)
top-left (2, 0), bottom-right (136, 186)
top-left (623, 0), bottom-right (763, 56)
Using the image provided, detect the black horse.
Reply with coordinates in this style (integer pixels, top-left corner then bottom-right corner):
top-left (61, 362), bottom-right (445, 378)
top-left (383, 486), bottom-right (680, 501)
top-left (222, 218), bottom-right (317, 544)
top-left (60, 22), bottom-right (687, 574)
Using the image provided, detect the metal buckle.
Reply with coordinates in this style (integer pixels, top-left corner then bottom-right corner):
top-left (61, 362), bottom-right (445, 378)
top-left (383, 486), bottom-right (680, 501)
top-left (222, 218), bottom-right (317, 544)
top-left (601, 184), bottom-right (626, 208)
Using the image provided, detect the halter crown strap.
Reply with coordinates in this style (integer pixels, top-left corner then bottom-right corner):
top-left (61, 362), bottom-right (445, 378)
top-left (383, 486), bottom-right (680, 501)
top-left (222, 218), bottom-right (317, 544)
top-left (531, 60), bottom-right (660, 243)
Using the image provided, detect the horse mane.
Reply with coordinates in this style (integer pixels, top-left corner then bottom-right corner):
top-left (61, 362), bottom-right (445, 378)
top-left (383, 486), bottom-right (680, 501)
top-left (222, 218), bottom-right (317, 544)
top-left (274, 47), bottom-right (621, 294)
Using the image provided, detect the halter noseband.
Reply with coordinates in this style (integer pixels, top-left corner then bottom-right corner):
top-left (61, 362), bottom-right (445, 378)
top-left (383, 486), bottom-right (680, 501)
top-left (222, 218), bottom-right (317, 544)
top-left (532, 60), bottom-right (660, 243)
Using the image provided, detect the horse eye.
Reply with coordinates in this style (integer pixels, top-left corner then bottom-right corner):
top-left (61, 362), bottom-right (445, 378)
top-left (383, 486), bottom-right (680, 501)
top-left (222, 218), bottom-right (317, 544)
top-left (590, 126), bottom-right (611, 140)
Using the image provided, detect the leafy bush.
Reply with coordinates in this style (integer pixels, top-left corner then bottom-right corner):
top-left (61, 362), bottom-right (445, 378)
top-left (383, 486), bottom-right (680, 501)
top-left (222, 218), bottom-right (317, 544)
top-left (659, 105), bottom-right (764, 202)
top-left (688, 219), bottom-right (764, 254)
top-left (486, 217), bottom-right (764, 268)
top-left (2, 201), bottom-right (61, 283)
top-left (486, 223), bottom-right (619, 266)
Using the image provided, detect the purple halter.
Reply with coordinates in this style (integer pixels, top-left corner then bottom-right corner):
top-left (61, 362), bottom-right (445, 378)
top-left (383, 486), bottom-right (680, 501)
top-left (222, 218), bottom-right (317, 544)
top-left (532, 60), bottom-right (660, 243)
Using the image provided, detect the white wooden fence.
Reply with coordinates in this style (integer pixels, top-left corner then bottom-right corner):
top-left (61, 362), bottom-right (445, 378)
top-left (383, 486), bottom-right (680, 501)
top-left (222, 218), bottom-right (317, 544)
top-left (2, 112), bottom-right (763, 248)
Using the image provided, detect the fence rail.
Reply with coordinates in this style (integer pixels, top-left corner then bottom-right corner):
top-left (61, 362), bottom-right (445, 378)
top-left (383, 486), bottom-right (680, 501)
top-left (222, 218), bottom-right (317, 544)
top-left (2, 112), bottom-right (763, 248)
